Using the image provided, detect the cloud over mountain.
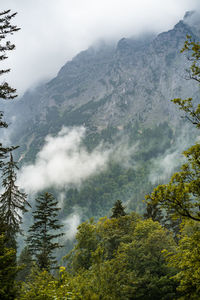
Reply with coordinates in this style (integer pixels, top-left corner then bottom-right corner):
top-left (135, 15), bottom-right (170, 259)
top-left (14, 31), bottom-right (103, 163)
top-left (1, 0), bottom-right (199, 95)
top-left (18, 127), bottom-right (110, 193)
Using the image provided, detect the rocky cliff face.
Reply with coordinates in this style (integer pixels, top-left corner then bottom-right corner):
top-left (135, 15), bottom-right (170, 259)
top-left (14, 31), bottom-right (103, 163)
top-left (3, 12), bottom-right (199, 163)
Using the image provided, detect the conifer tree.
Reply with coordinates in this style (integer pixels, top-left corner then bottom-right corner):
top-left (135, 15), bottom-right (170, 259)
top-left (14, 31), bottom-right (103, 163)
top-left (0, 10), bottom-right (21, 299)
top-left (0, 10), bottom-right (19, 100)
top-left (110, 200), bottom-right (126, 218)
top-left (0, 10), bottom-right (20, 167)
top-left (0, 152), bottom-right (29, 248)
top-left (27, 192), bottom-right (64, 271)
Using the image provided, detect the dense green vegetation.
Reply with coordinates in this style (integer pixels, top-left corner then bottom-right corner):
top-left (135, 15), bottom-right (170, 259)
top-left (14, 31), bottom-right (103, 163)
top-left (20, 214), bottom-right (177, 299)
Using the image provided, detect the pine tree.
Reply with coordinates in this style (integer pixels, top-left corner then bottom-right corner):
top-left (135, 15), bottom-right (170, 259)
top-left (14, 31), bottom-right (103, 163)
top-left (0, 152), bottom-right (30, 248)
top-left (0, 10), bottom-right (20, 100)
top-left (0, 10), bottom-right (21, 299)
top-left (0, 10), bottom-right (20, 167)
top-left (110, 200), bottom-right (126, 218)
top-left (27, 192), bottom-right (64, 271)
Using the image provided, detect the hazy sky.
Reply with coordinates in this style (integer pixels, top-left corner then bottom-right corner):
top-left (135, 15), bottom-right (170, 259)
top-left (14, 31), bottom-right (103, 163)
top-left (1, 0), bottom-right (200, 95)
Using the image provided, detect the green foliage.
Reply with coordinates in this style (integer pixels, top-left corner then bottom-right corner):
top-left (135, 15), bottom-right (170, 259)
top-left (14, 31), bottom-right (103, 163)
top-left (146, 143), bottom-right (200, 222)
top-left (181, 35), bottom-right (200, 80)
top-left (172, 97), bottom-right (200, 128)
top-left (172, 35), bottom-right (200, 128)
top-left (110, 199), bottom-right (126, 218)
top-left (100, 219), bottom-right (177, 299)
top-left (0, 234), bottom-right (18, 300)
top-left (143, 201), bottom-right (164, 222)
top-left (66, 214), bottom-right (140, 273)
top-left (65, 216), bottom-right (177, 299)
top-left (66, 219), bottom-right (99, 272)
top-left (164, 220), bottom-right (200, 299)
top-left (27, 192), bottom-right (64, 271)
top-left (17, 266), bottom-right (80, 300)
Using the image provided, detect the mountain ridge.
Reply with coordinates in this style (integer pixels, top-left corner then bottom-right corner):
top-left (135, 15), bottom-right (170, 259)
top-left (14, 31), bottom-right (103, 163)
top-left (1, 11), bottom-right (199, 231)
top-left (1, 13), bottom-right (199, 209)
top-left (11, 13), bottom-right (198, 133)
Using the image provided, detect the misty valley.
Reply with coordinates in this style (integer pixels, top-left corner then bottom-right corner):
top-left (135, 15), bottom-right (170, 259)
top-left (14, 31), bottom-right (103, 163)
top-left (1, 8), bottom-right (200, 300)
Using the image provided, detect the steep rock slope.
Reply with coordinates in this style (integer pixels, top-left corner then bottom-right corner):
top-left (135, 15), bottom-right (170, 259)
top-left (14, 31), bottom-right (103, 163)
top-left (8, 12), bottom-right (199, 151)
top-left (3, 12), bottom-right (200, 219)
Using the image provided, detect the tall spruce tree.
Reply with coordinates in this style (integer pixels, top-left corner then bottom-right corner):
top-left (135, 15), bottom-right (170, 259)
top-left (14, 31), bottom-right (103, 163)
top-left (0, 10), bottom-right (20, 167)
top-left (27, 192), bottom-right (64, 271)
top-left (0, 152), bottom-right (29, 248)
top-left (0, 10), bottom-right (21, 300)
top-left (0, 9), bottom-right (19, 100)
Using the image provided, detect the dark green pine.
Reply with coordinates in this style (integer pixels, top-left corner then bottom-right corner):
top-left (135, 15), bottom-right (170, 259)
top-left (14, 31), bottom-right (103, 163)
top-left (0, 9), bottom-right (20, 168)
top-left (0, 152), bottom-right (30, 248)
top-left (111, 200), bottom-right (126, 218)
top-left (27, 192), bottom-right (64, 271)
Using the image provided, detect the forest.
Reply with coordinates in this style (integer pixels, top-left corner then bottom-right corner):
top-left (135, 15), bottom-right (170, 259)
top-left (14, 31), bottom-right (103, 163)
top-left (1, 9), bottom-right (200, 300)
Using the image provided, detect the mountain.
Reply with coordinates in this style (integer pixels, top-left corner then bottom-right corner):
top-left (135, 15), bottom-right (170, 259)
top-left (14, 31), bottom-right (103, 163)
top-left (3, 11), bottom-right (200, 221)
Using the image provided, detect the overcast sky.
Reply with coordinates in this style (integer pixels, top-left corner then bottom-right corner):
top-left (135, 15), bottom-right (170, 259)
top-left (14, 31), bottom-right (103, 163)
top-left (1, 0), bottom-right (200, 96)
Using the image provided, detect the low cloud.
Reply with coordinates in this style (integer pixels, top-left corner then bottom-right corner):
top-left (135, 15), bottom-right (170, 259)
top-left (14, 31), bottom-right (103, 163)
top-left (112, 139), bottom-right (139, 168)
top-left (149, 127), bottom-right (194, 184)
top-left (62, 206), bottom-right (82, 241)
top-left (17, 126), bottom-right (110, 193)
top-left (149, 151), bottom-right (182, 184)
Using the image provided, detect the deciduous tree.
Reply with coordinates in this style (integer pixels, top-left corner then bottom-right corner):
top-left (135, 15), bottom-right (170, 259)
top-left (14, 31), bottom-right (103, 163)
top-left (146, 36), bottom-right (200, 223)
top-left (164, 220), bottom-right (200, 299)
top-left (172, 35), bottom-right (200, 128)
